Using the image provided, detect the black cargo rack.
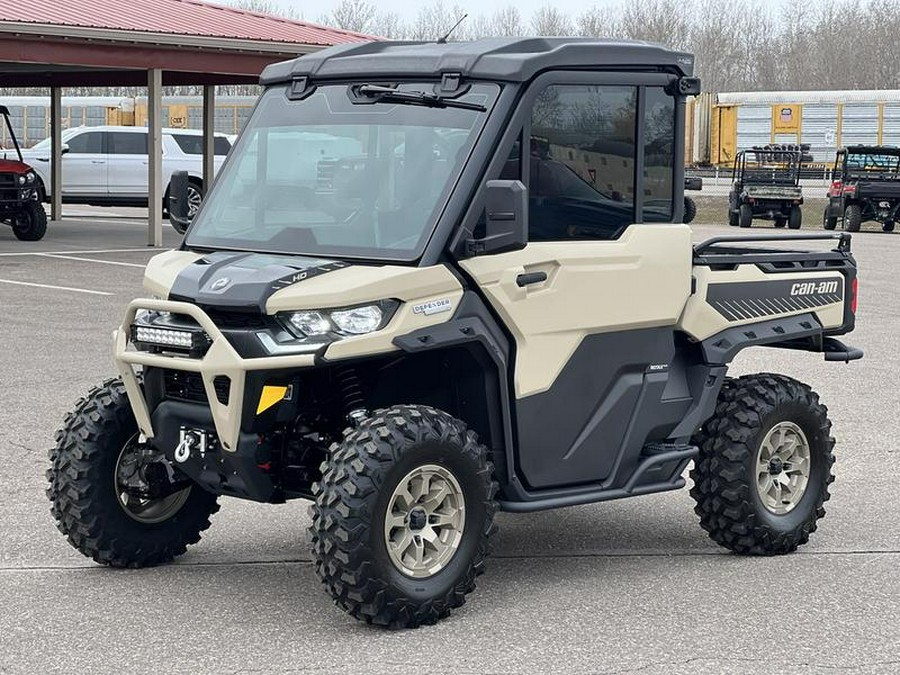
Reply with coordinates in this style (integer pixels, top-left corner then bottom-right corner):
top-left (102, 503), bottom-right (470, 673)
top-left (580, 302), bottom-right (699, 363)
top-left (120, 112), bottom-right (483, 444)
top-left (693, 233), bottom-right (853, 268)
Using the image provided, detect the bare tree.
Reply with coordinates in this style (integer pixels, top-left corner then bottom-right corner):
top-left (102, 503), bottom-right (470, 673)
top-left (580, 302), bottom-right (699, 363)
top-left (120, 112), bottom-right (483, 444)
top-left (321, 0), bottom-right (378, 33)
top-left (531, 5), bottom-right (574, 36)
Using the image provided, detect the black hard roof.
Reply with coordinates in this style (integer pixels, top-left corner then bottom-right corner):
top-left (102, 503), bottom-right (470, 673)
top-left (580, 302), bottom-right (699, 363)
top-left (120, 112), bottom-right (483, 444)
top-left (843, 145), bottom-right (900, 154)
top-left (260, 37), bottom-right (695, 85)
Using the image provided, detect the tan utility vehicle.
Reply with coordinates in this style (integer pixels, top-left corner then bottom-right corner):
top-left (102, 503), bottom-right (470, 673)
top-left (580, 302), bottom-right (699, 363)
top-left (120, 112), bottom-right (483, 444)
top-left (48, 39), bottom-right (862, 628)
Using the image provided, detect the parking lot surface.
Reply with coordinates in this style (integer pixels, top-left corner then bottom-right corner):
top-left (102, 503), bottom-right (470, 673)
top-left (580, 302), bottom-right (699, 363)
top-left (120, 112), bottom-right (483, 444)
top-left (1, 216), bottom-right (898, 674)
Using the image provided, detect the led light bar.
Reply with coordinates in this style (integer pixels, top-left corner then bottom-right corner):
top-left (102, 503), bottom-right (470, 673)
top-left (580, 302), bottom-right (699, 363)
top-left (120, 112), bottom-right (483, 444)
top-left (133, 325), bottom-right (194, 349)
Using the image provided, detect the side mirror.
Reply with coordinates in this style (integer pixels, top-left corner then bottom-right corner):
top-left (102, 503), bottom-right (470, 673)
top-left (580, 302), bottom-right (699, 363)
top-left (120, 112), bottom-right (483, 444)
top-left (168, 170), bottom-right (192, 235)
top-left (61, 143), bottom-right (70, 156)
top-left (465, 180), bottom-right (528, 257)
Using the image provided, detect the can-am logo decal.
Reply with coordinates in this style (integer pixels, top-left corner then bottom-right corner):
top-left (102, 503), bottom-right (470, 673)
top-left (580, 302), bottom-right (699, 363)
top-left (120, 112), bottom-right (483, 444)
top-left (790, 280), bottom-right (839, 296)
top-left (707, 277), bottom-right (844, 322)
top-left (210, 277), bottom-right (231, 291)
top-left (412, 298), bottom-right (452, 316)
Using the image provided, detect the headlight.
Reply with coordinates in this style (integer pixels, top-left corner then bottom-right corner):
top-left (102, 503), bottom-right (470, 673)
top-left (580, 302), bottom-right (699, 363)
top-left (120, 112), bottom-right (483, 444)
top-left (17, 175), bottom-right (25, 185)
top-left (25, 172), bottom-right (35, 183)
top-left (288, 310), bottom-right (331, 336)
top-left (280, 301), bottom-right (397, 339)
top-left (330, 305), bottom-right (383, 335)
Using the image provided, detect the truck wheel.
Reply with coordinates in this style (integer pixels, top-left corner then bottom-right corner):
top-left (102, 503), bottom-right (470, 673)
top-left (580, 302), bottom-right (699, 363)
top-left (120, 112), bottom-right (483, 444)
top-left (844, 204), bottom-right (862, 232)
top-left (683, 196), bottom-right (697, 224)
top-left (12, 201), bottom-right (48, 241)
top-left (883, 220), bottom-right (895, 233)
top-left (311, 405), bottom-right (497, 628)
top-left (823, 209), bottom-right (838, 230)
top-left (738, 204), bottom-right (753, 228)
top-left (47, 378), bottom-right (219, 567)
top-left (690, 374), bottom-right (834, 556)
top-left (788, 205), bottom-right (802, 230)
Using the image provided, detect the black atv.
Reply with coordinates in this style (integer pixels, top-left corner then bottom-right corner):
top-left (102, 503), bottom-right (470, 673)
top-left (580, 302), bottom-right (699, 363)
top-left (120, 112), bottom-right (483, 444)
top-left (728, 148), bottom-right (804, 229)
top-left (824, 145), bottom-right (900, 233)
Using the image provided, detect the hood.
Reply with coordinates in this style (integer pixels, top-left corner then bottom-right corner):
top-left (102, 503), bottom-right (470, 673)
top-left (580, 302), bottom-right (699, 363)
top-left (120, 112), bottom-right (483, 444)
top-left (0, 159), bottom-right (32, 174)
top-left (166, 251), bottom-right (351, 312)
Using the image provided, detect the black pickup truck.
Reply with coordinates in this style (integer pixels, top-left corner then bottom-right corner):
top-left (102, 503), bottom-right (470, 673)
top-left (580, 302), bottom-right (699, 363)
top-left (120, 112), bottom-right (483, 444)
top-left (824, 145), bottom-right (900, 232)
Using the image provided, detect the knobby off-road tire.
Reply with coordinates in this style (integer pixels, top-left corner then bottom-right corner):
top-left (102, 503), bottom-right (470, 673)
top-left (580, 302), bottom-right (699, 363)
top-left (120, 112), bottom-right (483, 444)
top-left (728, 209), bottom-right (739, 227)
top-left (882, 220), bottom-right (895, 233)
top-left (844, 204), bottom-right (862, 232)
top-left (823, 209), bottom-right (838, 230)
top-left (47, 378), bottom-right (219, 567)
top-left (310, 405), bottom-right (498, 628)
top-left (788, 205), bottom-right (803, 229)
top-left (690, 374), bottom-right (835, 555)
top-left (12, 201), bottom-right (48, 241)
top-left (738, 203), bottom-right (753, 228)
top-left (683, 196), bottom-right (697, 224)
top-left (774, 216), bottom-right (786, 228)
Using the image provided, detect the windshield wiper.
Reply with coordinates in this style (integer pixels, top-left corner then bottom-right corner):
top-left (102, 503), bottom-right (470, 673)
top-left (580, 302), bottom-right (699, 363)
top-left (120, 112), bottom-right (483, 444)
top-left (355, 84), bottom-right (486, 112)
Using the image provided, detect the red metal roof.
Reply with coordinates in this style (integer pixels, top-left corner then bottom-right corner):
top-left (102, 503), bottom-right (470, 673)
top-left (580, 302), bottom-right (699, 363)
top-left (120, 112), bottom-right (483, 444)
top-left (0, 0), bottom-right (372, 46)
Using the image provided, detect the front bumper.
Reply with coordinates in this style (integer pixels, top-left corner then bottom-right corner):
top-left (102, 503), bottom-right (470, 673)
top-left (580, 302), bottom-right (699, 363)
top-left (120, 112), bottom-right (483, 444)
top-left (114, 298), bottom-right (316, 453)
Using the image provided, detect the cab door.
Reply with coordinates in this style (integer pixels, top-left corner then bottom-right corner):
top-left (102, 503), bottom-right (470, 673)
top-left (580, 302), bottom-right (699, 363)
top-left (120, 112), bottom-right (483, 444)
top-left (459, 74), bottom-right (693, 490)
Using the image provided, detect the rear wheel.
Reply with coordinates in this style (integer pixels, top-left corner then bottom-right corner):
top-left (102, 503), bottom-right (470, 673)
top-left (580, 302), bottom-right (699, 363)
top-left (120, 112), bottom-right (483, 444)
top-left (738, 203), bottom-right (753, 228)
top-left (690, 374), bottom-right (834, 555)
top-left (310, 405), bottom-right (497, 628)
top-left (12, 200), bottom-right (47, 241)
top-left (788, 205), bottom-right (802, 229)
top-left (844, 204), bottom-right (862, 232)
top-left (47, 378), bottom-right (219, 567)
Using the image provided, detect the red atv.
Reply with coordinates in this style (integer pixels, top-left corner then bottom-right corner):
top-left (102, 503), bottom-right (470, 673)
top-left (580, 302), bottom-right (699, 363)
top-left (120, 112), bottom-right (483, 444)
top-left (0, 105), bottom-right (47, 241)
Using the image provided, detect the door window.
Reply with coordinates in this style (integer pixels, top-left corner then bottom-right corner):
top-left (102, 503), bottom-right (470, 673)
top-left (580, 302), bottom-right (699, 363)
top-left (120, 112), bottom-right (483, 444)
top-left (109, 132), bottom-right (148, 155)
top-left (66, 132), bottom-right (104, 154)
top-left (528, 85), bottom-right (637, 241)
top-left (643, 87), bottom-right (676, 222)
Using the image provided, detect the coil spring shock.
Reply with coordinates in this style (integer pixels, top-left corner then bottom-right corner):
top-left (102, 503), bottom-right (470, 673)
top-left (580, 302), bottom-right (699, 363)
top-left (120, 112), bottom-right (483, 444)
top-left (335, 366), bottom-right (367, 424)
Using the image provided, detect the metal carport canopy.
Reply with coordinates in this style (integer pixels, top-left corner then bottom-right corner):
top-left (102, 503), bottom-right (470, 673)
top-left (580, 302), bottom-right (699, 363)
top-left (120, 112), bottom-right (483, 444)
top-left (0, 0), bottom-right (372, 245)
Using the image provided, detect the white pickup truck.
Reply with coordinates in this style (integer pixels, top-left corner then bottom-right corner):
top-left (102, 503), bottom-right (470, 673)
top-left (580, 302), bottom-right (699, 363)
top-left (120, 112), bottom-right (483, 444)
top-left (22, 126), bottom-right (231, 215)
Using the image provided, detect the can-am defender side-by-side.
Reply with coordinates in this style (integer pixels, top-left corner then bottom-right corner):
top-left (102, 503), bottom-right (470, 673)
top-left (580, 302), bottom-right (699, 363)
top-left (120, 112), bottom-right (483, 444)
top-left (0, 105), bottom-right (47, 241)
top-left (824, 145), bottom-right (900, 233)
top-left (48, 39), bottom-right (862, 628)
top-left (728, 148), bottom-right (804, 229)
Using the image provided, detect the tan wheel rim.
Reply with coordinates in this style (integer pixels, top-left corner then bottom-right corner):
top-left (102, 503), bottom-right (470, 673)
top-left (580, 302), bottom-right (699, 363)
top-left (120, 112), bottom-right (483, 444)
top-left (383, 464), bottom-right (465, 578)
top-left (756, 421), bottom-right (811, 515)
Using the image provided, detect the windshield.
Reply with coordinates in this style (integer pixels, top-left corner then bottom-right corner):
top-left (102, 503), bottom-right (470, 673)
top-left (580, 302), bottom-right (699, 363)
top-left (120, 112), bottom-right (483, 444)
top-left (846, 151), bottom-right (900, 178)
top-left (186, 82), bottom-right (499, 261)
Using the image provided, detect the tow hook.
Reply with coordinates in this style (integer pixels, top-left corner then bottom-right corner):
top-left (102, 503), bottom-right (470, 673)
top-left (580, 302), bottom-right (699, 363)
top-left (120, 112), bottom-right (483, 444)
top-left (174, 428), bottom-right (208, 463)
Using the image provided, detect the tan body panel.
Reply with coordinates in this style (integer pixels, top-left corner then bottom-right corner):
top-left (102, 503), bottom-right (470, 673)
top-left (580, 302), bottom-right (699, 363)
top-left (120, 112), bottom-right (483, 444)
top-left (460, 225), bottom-right (694, 398)
top-left (143, 250), bottom-right (203, 297)
top-left (680, 266), bottom-right (846, 342)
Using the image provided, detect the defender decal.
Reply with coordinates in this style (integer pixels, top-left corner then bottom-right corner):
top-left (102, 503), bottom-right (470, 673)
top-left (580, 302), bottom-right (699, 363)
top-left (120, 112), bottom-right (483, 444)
top-left (412, 298), bottom-right (453, 316)
top-left (707, 278), bottom-right (844, 322)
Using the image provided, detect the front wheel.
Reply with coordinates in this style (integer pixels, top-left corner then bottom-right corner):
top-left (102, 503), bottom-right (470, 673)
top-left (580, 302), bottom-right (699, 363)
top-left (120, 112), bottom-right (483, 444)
top-left (310, 405), bottom-right (497, 628)
top-left (683, 196), bottom-right (697, 224)
top-left (12, 200), bottom-right (48, 241)
top-left (844, 204), bottom-right (862, 232)
top-left (690, 374), bottom-right (835, 555)
top-left (47, 378), bottom-right (219, 567)
top-left (883, 220), bottom-right (895, 233)
top-left (823, 209), bottom-right (838, 230)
